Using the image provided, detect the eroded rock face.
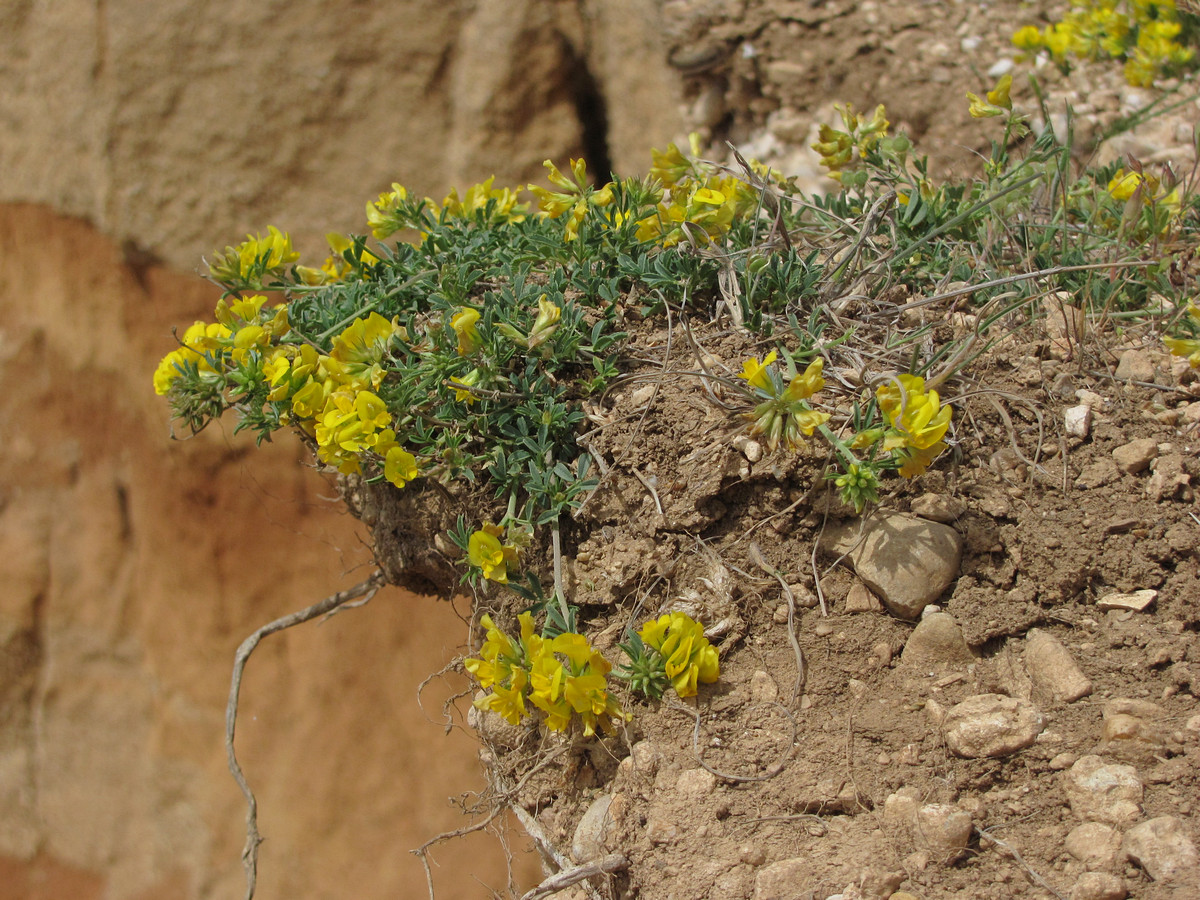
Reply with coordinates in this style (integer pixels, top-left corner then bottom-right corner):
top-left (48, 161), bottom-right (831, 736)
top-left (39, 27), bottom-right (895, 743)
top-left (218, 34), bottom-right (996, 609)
top-left (0, 0), bottom-right (684, 268)
top-left (0, 207), bottom-right (528, 898)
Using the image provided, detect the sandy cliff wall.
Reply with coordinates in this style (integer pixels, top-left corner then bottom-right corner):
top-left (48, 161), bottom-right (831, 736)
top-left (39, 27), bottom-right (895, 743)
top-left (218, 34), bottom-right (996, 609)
top-left (0, 3), bottom-right (683, 898)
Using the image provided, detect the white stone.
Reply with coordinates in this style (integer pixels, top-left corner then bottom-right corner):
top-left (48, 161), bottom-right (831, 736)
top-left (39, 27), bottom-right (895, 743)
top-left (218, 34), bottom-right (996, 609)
top-left (942, 694), bottom-right (1044, 758)
top-left (1063, 756), bottom-right (1143, 825)
top-left (1065, 404), bottom-right (1092, 438)
top-left (1065, 822), bottom-right (1124, 871)
top-left (1123, 816), bottom-right (1199, 882)
top-left (1069, 872), bottom-right (1127, 900)
top-left (1024, 629), bottom-right (1092, 703)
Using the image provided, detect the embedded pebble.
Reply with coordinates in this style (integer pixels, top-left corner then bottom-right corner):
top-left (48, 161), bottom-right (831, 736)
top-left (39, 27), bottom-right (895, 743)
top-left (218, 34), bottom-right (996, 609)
top-left (571, 794), bottom-right (614, 862)
top-left (1024, 629), bottom-right (1092, 703)
top-left (1069, 872), bottom-right (1127, 900)
top-left (739, 843), bottom-right (767, 866)
top-left (645, 816), bottom-right (679, 844)
top-left (1063, 755), bottom-right (1143, 825)
top-left (1114, 349), bottom-right (1157, 383)
top-left (754, 858), bottom-right (810, 900)
top-left (1065, 822), bottom-right (1125, 871)
top-left (1065, 404), bottom-right (1093, 438)
top-left (845, 581), bottom-right (882, 613)
top-left (1146, 454), bottom-right (1192, 501)
top-left (909, 493), bottom-right (966, 523)
top-left (1096, 590), bottom-right (1156, 612)
top-left (915, 803), bottom-right (973, 862)
top-left (942, 693), bottom-right (1044, 758)
top-left (677, 768), bottom-right (717, 795)
top-left (819, 513), bottom-right (963, 619)
top-left (1122, 816), bottom-right (1199, 882)
top-left (900, 612), bottom-right (975, 672)
top-left (749, 670), bottom-right (778, 704)
top-left (1112, 438), bottom-right (1158, 474)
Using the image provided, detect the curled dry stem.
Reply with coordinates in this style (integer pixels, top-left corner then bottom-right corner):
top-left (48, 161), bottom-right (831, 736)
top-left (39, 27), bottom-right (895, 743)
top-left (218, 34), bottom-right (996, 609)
top-left (226, 570), bottom-right (387, 900)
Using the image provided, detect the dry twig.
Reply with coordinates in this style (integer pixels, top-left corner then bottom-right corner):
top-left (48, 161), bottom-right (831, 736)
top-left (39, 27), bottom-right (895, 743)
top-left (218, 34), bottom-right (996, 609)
top-left (226, 570), bottom-right (387, 900)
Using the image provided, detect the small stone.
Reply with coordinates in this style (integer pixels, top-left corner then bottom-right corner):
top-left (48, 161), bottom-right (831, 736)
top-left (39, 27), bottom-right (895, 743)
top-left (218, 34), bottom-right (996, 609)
top-left (1112, 438), bottom-right (1158, 474)
top-left (1066, 822), bottom-right (1125, 871)
top-left (1122, 816), bottom-right (1199, 882)
top-left (1050, 752), bottom-right (1079, 771)
top-left (915, 803), bottom-right (973, 862)
top-left (1114, 349), bottom-right (1157, 383)
top-left (1075, 459), bottom-right (1121, 489)
top-left (772, 603), bottom-right (789, 624)
top-left (571, 794), bottom-right (614, 862)
top-left (1103, 698), bottom-right (1165, 719)
top-left (733, 435), bottom-right (763, 463)
top-left (749, 670), bottom-right (778, 704)
top-left (819, 513), bottom-right (963, 620)
top-left (845, 581), bottom-right (882, 613)
top-left (1065, 404), bottom-right (1093, 438)
top-left (901, 612), bottom-right (976, 672)
top-left (871, 641), bottom-right (894, 667)
top-left (1069, 872), bottom-right (1127, 900)
top-left (739, 843), bottom-right (767, 866)
top-left (909, 493), bottom-right (966, 523)
top-left (1096, 590), bottom-right (1156, 612)
top-left (677, 768), bottom-right (717, 795)
top-left (1076, 389), bottom-right (1109, 409)
top-left (1063, 755), bottom-right (1143, 825)
top-left (645, 816), bottom-right (679, 844)
top-left (1024, 629), bottom-right (1092, 703)
top-left (629, 741), bottom-right (663, 777)
top-left (942, 694), bottom-right (1044, 758)
top-left (1146, 454), bottom-right (1192, 502)
top-left (1101, 713), bottom-right (1166, 759)
top-left (859, 869), bottom-right (906, 899)
top-left (754, 858), bottom-right (810, 900)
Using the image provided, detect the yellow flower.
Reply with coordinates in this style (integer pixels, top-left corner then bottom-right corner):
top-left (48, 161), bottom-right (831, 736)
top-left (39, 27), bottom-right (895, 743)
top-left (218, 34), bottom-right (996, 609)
top-left (384, 446), bottom-right (419, 488)
top-left (450, 308), bottom-right (482, 356)
top-left (208, 226), bottom-right (299, 288)
top-left (637, 611), bottom-right (720, 699)
top-left (783, 358), bottom-right (825, 401)
top-left (1108, 168), bottom-right (1150, 201)
top-left (738, 351), bottom-right (778, 394)
top-left (526, 295), bottom-right (561, 350)
top-left (451, 368), bottom-right (481, 403)
top-left (649, 143), bottom-right (692, 188)
top-left (366, 183), bottom-right (410, 239)
top-left (468, 529), bottom-right (509, 583)
top-left (877, 375), bottom-right (953, 451)
top-left (1012, 25), bottom-right (1043, 52)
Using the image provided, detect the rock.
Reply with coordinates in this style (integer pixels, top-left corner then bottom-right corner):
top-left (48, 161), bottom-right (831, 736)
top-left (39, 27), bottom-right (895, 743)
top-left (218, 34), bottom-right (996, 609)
top-left (819, 513), bottom-right (963, 620)
top-left (909, 493), bottom-right (966, 523)
top-left (859, 868), bottom-right (906, 899)
top-left (1146, 454), bottom-right (1192, 501)
top-left (1101, 709), bottom-right (1166, 760)
top-left (1075, 459), bottom-right (1121, 489)
top-left (645, 816), bottom-right (679, 845)
top-left (1114, 349), bottom-right (1157, 383)
top-left (677, 768), bottom-right (717, 795)
top-left (1123, 816), bottom-right (1199, 882)
top-left (900, 612), bottom-right (976, 672)
top-left (629, 741), bottom-right (663, 777)
top-left (1066, 822), bottom-right (1125, 871)
top-left (1063, 756), bottom-right (1143, 825)
top-left (571, 794), bottom-right (614, 862)
top-left (1096, 590), bottom-right (1156, 612)
top-left (942, 694), bottom-right (1045, 758)
top-left (845, 581), bottom-right (882, 613)
top-left (749, 670), bottom-right (778, 704)
top-left (739, 843), bottom-right (767, 866)
top-left (1111, 438), bottom-right (1158, 474)
top-left (1024, 629), bottom-right (1092, 703)
top-left (1065, 404), bottom-right (1092, 438)
top-left (915, 803), bottom-right (972, 862)
top-left (754, 858), bottom-right (810, 900)
top-left (1069, 872), bottom-right (1127, 900)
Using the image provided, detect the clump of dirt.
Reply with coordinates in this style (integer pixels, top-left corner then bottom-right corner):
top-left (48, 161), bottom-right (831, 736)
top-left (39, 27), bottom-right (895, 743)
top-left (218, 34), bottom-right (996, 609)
top-left (336, 3), bottom-right (1200, 898)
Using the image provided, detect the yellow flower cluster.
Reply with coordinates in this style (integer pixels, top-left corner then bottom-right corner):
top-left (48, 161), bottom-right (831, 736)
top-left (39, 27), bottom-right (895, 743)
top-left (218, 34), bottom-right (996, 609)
top-left (635, 140), bottom-right (759, 247)
top-left (738, 352), bottom-right (832, 451)
top-left (154, 276), bottom-right (420, 489)
top-left (967, 74), bottom-right (1014, 118)
top-left (208, 226), bottom-right (299, 291)
top-left (1165, 301), bottom-right (1200, 366)
top-left (465, 613), bottom-right (628, 736)
top-left (528, 158), bottom-right (616, 241)
top-left (1013, 0), bottom-right (1195, 87)
top-left (153, 294), bottom-right (287, 395)
top-left (812, 104), bottom-right (890, 179)
top-left (367, 178), bottom-right (530, 242)
top-left (873, 374), bottom-right (953, 478)
top-left (636, 611), bottom-right (720, 698)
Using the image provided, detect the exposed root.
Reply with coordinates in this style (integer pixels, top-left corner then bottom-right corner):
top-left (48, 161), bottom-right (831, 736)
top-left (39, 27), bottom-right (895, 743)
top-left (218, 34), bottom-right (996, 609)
top-left (226, 570), bottom-right (387, 900)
